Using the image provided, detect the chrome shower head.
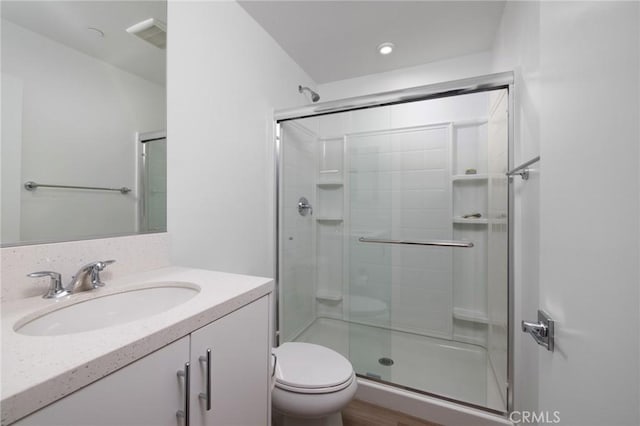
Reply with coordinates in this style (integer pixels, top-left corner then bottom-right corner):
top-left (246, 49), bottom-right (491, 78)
top-left (298, 85), bottom-right (320, 103)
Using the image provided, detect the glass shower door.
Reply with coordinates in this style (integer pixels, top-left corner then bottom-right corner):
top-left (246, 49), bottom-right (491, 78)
top-left (345, 129), bottom-right (394, 382)
top-left (278, 120), bottom-right (317, 345)
top-left (346, 123), bottom-right (456, 387)
top-left (278, 87), bottom-right (510, 413)
top-left (140, 135), bottom-right (167, 232)
top-left (339, 91), bottom-right (509, 410)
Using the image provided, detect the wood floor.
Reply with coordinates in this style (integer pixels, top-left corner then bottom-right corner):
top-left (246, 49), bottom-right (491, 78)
top-left (342, 399), bottom-right (441, 426)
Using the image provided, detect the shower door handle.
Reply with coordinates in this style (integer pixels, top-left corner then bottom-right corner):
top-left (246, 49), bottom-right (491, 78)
top-left (358, 237), bottom-right (473, 248)
top-left (522, 310), bottom-right (554, 351)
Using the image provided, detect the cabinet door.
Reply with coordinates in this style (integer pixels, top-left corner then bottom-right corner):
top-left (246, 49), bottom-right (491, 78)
top-left (14, 336), bottom-right (190, 426)
top-left (190, 297), bottom-right (269, 426)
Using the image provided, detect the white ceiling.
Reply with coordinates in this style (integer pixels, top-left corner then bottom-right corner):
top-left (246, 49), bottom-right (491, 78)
top-left (238, 1), bottom-right (506, 84)
top-left (1, 1), bottom-right (166, 85)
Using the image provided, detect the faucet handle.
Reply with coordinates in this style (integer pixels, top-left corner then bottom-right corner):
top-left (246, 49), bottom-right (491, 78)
top-left (27, 271), bottom-right (61, 279)
top-left (95, 259), bottom-right (116, 271)
top-left (90, 260), bottom-right (116, 288)
top-left (27, 271), bottom-right (69, 299)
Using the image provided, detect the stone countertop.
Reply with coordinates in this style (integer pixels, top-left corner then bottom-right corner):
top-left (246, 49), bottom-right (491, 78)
top-left (1, 266), bottom-right (274, 425)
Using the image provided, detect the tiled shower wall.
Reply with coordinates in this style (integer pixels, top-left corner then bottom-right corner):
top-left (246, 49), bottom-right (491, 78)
top-left (313, 92), bottom-right (493, 342)
top-left (348, 125), bottom-right (453, 338)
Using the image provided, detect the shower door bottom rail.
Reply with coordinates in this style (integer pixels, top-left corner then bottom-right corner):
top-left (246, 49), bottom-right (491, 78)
top-left (358, 237), bottom-right (473, 248)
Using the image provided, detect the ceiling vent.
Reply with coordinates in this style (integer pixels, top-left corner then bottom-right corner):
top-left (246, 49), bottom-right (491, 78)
top-left (126, 18), bottom-right (166, 49)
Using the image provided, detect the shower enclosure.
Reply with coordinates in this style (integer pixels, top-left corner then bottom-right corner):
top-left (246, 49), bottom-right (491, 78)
top-left (276, 73), bottom-right (512, 414)
top-left (138, 130), bottom-right (167, 233)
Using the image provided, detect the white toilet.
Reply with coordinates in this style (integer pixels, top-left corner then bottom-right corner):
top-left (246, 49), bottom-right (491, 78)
top-left (272, 342), bottom-right (357, 426)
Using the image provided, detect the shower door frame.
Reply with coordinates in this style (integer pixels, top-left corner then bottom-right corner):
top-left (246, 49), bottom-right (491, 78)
top-left (137, 130), bottom-right (167, 233)
top-left (273, 71), bottom-right (515, 416)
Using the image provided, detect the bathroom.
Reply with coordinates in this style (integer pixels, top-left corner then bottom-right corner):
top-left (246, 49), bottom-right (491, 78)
top-left (1, 1), bottom-right (639, 426)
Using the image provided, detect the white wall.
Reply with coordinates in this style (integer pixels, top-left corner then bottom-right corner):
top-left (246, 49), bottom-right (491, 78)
top-left (1, 233), bottom-right (169, 302)
top-left (1, 73), bottom-right (23, 242)
top-left (1, 19), bottom-right (166, 244)
top-left (537, 2), bottom-right (639, 425)
top-left (167, 1), bottom-right (316, 278)
top-left (318, 51), bottom-right (492, 101)
top-left (492, 2), bottom-right (640, 424)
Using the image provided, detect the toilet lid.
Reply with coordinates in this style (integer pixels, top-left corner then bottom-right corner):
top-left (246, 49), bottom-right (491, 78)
top-left (273, 342), bottom-right (354, 391)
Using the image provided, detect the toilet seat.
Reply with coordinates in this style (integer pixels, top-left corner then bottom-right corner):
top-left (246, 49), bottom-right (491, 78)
top-left (273, 342), bottom-right (355, 394)
top-left (275, 373), bottom-right (355, 394)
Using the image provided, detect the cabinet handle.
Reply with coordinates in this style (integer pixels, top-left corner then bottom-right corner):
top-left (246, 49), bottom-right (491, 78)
top-left (177, 362), bottom-right (190, 426)
top-left (198, 348), bottom-right (212, 411)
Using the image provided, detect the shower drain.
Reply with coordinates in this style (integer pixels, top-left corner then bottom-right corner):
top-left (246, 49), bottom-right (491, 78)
top-left (378, 357), bottom-right (394, 366)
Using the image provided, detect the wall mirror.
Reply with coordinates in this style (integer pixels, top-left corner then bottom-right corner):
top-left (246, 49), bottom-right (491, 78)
top-left (1, 1), bottom-right (167, 247)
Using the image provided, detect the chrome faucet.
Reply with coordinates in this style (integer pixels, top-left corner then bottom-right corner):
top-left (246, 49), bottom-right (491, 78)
top-left (26, 271), bottom-right (69, 299)
top-left (27, 260), bottom-right (116, 299)
top-left (67, 260), bottom-right (116, 292)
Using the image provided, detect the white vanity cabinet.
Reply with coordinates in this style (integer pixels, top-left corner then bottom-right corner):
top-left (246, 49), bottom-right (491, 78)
top-left (14, 336), bottom-right (190, 426)
top-left (13, 296), bottom-right (270, 426)
top-left (189, 295), bottom-right (269, 426)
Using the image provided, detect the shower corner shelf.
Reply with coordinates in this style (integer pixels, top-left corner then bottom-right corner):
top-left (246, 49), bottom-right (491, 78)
top-left (316, 181), bottom-right (343, 188)
top-left (316, 217), bottom-right (343, 222)
top-left (316, 292), bottom-right (343, 302)
top-left (453, 307), bottom-right (489, 324)
top-left (453, 217), bottom-right (488, 225)
top-left (451, 174), bottom-right (488, 182)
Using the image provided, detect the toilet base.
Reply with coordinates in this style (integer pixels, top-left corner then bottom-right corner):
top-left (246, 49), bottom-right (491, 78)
top-left (273, 410), bottom-right (343, 426)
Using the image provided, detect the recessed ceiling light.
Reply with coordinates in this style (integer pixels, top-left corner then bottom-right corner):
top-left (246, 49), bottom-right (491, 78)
top-left (377, 42), bottom-right (394, 55)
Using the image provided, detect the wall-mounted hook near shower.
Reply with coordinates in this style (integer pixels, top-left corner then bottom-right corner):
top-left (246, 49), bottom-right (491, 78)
top-left (298, 85), bottom-right (320, 103)
top-left (297, 197), bottom-right (313, 216)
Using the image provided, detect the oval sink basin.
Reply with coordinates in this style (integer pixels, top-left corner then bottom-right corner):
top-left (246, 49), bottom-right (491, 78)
top-left (15, 282), bottom-right (199, 336)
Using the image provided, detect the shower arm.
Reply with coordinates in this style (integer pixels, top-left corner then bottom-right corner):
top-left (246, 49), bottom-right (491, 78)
top-left (298, 85), bottom-right (320, 103)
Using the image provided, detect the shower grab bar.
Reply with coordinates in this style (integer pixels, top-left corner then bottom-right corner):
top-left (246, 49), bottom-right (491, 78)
top-left (358, 237), bottom-right (473, 248)
top-left (506, 156), bottom-right (540, 180)
top-left (24, 181), bottom-right (131, 194)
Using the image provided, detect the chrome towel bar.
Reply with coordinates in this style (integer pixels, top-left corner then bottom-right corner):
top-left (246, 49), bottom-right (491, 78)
top-left (24, 181), bottom-right (131, 194)
top-left (358, 237), bottom-right (473, 248)
top-left (506, 156), bottom-right (540, 180)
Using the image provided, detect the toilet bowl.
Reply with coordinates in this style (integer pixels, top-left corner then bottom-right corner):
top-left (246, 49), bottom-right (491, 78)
top-left (272, 342), bottom-right (357, 426)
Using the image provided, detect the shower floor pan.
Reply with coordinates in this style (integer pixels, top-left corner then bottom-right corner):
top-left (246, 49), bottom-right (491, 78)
top-left (294, 317), bottom-right (504, 410)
